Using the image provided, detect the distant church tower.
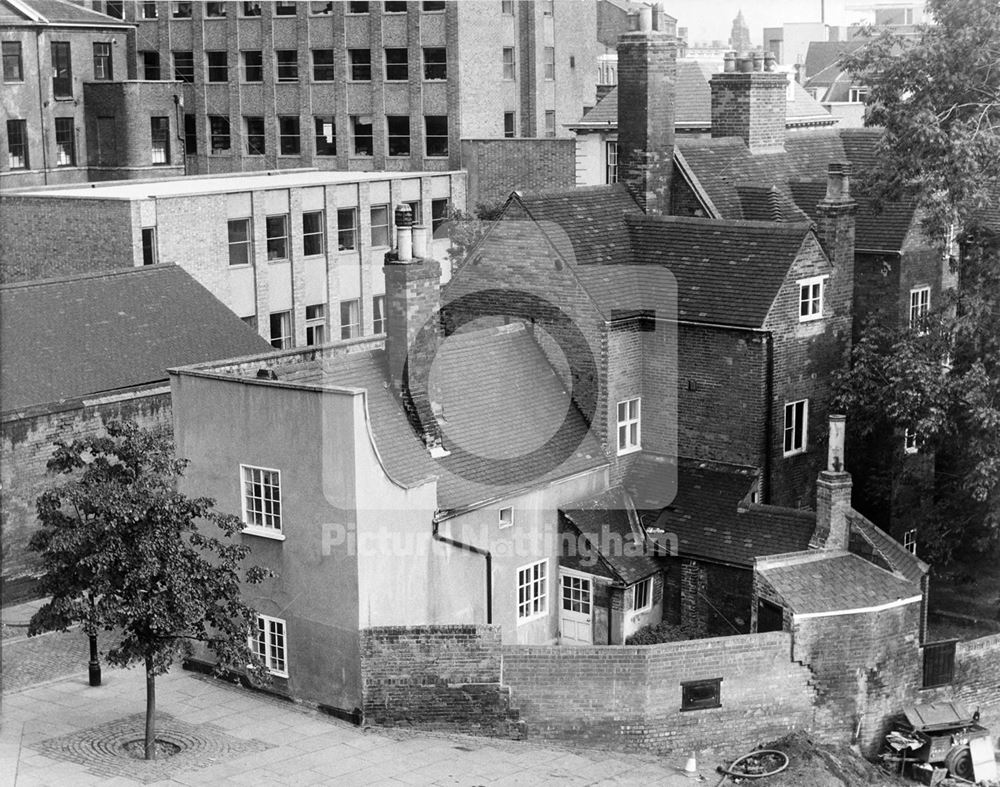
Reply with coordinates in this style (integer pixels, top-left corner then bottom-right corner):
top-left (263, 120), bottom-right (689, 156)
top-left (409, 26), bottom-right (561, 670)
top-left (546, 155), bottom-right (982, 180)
top-left (729, 9), bottom-right (752, 52)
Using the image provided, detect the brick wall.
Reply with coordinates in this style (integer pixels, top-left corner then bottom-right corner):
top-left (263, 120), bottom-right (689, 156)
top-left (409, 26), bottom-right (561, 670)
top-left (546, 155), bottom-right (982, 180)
top-left (460, 138), bottom-right (576, 208)
top-left (709, 72), bottom-right (787, 155)
top-left (359, 625), bottom-right (523, 737)
top-left (503, 631), bottom-right (817, 756)
top-left (1, 388), bottom-right (172, 601)
top-left (925, 633), bottom-right (1000, 733)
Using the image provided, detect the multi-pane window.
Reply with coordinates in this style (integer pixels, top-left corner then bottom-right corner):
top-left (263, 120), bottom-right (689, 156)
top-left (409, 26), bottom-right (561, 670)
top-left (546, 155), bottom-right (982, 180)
top-left (173, 50), bottom-right (194, 83)
top-left (93, 42), bottom-right (112, 80)
top-left (425, 115), bottom-right (448, 158)
top-left (849, 86), bottom-right (869, 103)
top-left (241, 465), bottom-right (282, 530)
top-left (269, 311), bottom-right (291, 349)
top-left (385, 48), bottom-right (408, 81)
top-left (278, 116), bottom-right (300, 155)
top-left (275, 1), bottom-right (297, 14)
top-left (783, 399), bottom-right (808, 456)
top-left (543, 46), bottom-right (555, 80)
top-left (370, 205), bottom-right (390, 248)
top-left (2, 42), bottom-right (23, 82)
top-left (266, 214), bottom-right (289, 260)
top-left (276, 51), bottom-right (298, 82)
top-left (140, 2), bottom-right (158, 19)
top-left (504, 112), bottom-right (516, 138)
top-left (172, 2), bottom-right (192, 18)
top-left (517, 560), bottom-right (547, 621)
top-left (616, 398), bottom-right (641, 454)
top-left (228, 218), bottom-right (253, 266)
top-left (206, 2), bottom-right (227, 17)
top-left (150, 117), bottom-right (170, 164)
top-left (561, 573), bottom-right (590, 615)
top-left (302, 211), bottom-right (325, 256)
top-left (6, 120), bottom-right (28, 169)
top-left (384, 0), bottom-right (407, 11)
top-left (337, 208), bottom-right (357, 250)
top-left (245, 116), bottom-right (265, 155)
top-left (605, 140), bottom-right (619, 184)
top-left (209, 115), bottom-right (231, 152)
top-left (351, 116), bottom-right (373, 156)
top-left (253, 616), bottom-right (287, 676)
top-left (142, 227), bottom-right (157, 266)
top-left (372, 295), bottom-right (386, 334)
top-left (305, 304), bottom-right (326, 345)
top-left (387, 116), bottom-right (410, 157)
top-left (340, 299), bottom-right (360, 340)
top-left (910, 286), bottom-right (930, 330)
top-left (544, 110), bottom-right (556, 137)
top-left (243, 1), bottom-right (262, 16)
top-left (312, 49), bottom-right (335, 81)
top-left (104, 0), bottom-right (124, 17)
top-left (51, 42), bottom-right (72, 98)
top-left (423, 47), bottom-right (446, 80)
top-left (243, 51), bottom-right (263, 82)
top-left (349, 50), bottom-right (371, 81)
top-left (184, 113), bottom-right (197, 154)
top-left (799, 276), bottom-right (825, 321)
top-left (207, 51), bottom-right (228, 82)
top-left (903, 528), bottom-right (917, 554)
top-left (632, 577), bottom-right (652, 610)
top-left (431, 198), bottom-right (448, 235)
top-left (141, 51), bottom-right (160, 80)
top-left (502, 47), bottom-right (515, 80)
top-left (54, 118), bottom-right (75, 166)
top-left (314, 116), bottom-right (336, 156)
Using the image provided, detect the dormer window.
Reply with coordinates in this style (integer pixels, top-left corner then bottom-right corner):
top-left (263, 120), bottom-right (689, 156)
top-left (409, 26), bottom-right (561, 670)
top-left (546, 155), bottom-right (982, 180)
top-left (849, 86), bottom-right (869, 103)
top-left (798, 276), bottom-right (825, 322)
top-left (499, 507), bottom-right (513, 529)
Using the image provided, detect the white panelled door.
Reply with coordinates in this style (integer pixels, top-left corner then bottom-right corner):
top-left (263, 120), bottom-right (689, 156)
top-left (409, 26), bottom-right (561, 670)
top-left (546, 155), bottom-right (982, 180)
top-left (559, 570), bottom-right (593, 645)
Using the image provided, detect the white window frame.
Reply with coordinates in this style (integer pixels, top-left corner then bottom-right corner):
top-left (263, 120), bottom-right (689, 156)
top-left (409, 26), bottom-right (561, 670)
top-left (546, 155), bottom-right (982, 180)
top-left (517, 559), bottom-right (548, 623)
top-left (372, 295), bottom-right (386, 334)
top-left (502, 47), bottom-right (515, 81)
top-left (605, 140), bottom-right (619, 185)
top-left (903, 528), bottom-right (917, 555)
top-left (251, 614), bottom-right (288, 677)
top-left (909, 286), bottom-right (930, 331)
top-left (240, 464), bottom-right (285, 540)
top-left (340, 298), bottom-right (360, 340)
top-left (798, 275), bottom-right (826, 322)
top-left (616, 397), bottom-right (641, 455)
top-left (228, 217), bottom-right (253, 267)
top-left (269, 311), bottom-right (292, 350)
top-left (305, 303), bottom-right (326, 346)
top-left (499, 507), bottom-right (514, 529)
top-left (783, 399), bottom-right (808, 457)
top-left (632, 576), bottom-right (653, 611)
top-left (904, 428), bottom-right (918, 454)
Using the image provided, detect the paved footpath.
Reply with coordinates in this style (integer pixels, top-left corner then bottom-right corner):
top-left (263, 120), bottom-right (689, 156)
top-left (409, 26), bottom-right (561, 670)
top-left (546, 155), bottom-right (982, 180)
top-left (2, 628), bottom-right (702, 786)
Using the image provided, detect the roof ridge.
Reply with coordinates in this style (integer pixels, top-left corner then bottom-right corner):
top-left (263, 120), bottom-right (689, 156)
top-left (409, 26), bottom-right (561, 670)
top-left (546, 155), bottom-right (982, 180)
top-left (0, 263), bottom-right (172, 291)
top-left (625, 213), bottom-right (813, 233)
top-left (744, 503), bottom-right (816, 520)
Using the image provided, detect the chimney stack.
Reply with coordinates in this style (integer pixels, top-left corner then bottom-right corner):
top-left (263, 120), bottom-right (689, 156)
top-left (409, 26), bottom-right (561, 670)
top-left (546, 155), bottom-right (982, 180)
top-left (616, 15), bottom-right (677, 214)
top-left (710, 51), bottom-right (787, 154)
top-left (812, 415), bottom-right (853, 550)
top-left (815, 162), bottom-right (856, 330)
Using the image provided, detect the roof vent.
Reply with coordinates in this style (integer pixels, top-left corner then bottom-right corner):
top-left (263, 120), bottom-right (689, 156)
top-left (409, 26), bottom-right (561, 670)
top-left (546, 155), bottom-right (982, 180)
top-left (256, 368), bottom-right (278, 380)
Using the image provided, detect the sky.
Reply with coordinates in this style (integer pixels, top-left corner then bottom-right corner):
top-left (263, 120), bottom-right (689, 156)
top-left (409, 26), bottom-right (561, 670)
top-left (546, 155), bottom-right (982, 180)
top-left (665, 0), bottom-right (877, 44)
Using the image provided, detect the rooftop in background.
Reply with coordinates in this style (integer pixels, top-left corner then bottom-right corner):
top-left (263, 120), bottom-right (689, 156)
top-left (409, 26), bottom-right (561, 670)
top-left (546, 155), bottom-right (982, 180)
top-left (0, 265), bottom-right (271, 414)
top-left (5, 168), bottom-right (461, 201)
top-left (0, 0), bottom-right (131, 27)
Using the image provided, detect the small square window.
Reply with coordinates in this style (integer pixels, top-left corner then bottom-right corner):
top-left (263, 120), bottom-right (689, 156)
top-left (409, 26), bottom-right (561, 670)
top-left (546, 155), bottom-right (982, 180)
top-left (387, 115), bottom-right (410, 157)
top-left (349, 50), bottom-right (371, 81)
top-left (276, 50), bottom-right (298, 82)
top-left (340, 299), bottom-right (360, 340)
top-left (314, 116), bottom-right (337, 156)
top-left (370, 205), bottom-right (391, 248)
top-left (228, 218), bottom-right (253, 266)
top-left (312, 49), bottom-right (335, 81)
top-left (245, 116), bottom-right (265, 155)
top-left (303, 211), bottom-right (325, 256)
top-left (632, 577), bottom-right (652, 610)
top-left (499, 507), bottom-right (513, 529)
top-left (385, 48), bottom-right (408, 81)
top-left (616, 397), bottom-right (641, 455)
top-left (243, 50), bottom-right (263, 82)
top-left (351, 115), bottom-right (373, 156)
top-left (140, 2), bottom-right (158, 19)
top-left (266, 215), bottom-right (289, 260)
top-left (206, 2), bottom-right (227, 17)
top-left (423, 47), bottom-right (446, 80)
top-left (251, 614), bottom-right (288, 676)
top-left (783, 399), bottom-right (808, 456)
top-left (269, 311), bottom-right (291, 349)
top-left (305, 304), bottom-right (326, 345)
top-left (243, 2), bottom-right (262, 16)
top-left (681, 678), bottom-right (721, 711)
top-left (798, 276), bottom-right (825, 322)
top-left (372, 295), bottom-right (386, 334)
top-left (337, 208), bottom-right (357, 250)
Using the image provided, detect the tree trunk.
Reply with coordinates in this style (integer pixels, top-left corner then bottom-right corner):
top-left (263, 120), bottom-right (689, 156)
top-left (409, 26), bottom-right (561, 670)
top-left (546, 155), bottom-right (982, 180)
top-left (145, 654), bottom-right (156, 760)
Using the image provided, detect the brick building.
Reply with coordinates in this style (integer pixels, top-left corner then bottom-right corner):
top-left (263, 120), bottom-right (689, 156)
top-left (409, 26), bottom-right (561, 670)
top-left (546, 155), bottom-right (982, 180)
top-left (0, 0), bottom-right (186, 189)
top-left (0, 167), bottom-right (465, 347)
top-left (0, 264), bottom-right (269, 601)
top-left (70, 0), bottom-right (600, 175)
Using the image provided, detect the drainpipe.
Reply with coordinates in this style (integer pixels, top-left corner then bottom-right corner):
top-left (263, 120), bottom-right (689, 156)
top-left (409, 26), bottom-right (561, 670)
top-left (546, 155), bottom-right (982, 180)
top-left (763, 332), bottom-right (774, 503)
top-left (174, 94), bottom-right (188, 176)
top-left (34, 29), bottom-right (50, 184)
top-left (432, 516), bottom-right (492, 625)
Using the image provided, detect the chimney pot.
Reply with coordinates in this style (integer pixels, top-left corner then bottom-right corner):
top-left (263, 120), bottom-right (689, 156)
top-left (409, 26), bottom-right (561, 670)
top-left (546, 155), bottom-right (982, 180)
top-left (827, 414), bottom-right (846, 473)
top-left (394, 204), bottom-right (414, 262)
top-left (638, 4), bottom-right (653, 32)
top-left (752, 52), bottom-right (764, 72)
top-left (739, 56), bottom-right (753, 73)
top-left (764, 51), bottom-right (776, 71)
top-left (825, 162), bottom-right (852, 201)
top-left (724, 52), bottom-right (737, 72)
top-left (412, 225), bottom-right (428, 259)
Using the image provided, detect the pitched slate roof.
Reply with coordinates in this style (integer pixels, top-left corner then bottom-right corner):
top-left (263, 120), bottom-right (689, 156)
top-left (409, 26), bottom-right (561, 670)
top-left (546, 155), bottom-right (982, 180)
top-left (0, 265), bottom-right (271, 414)
top-left (627, 457), bottom-right (816, 566)
top-left (0, 0), bottom-right (131, 26)
top-left (561, 487), bottom-right (662, 585)
top-left (848, 513), bottom-right (928, 584)
top-left (758, 551), bottom-right (921, 614)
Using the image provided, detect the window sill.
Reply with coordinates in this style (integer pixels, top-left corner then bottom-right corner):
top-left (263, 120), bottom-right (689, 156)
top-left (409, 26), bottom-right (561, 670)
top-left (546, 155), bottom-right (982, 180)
top-left (242, 527), bottom-right (285, 541)
top-left (53, 95), bottom-right (75, 102)
top-left (617, 445), bottom-right (641, 457)
top-left (798, 315), bottom-right (823, 324)
top-left (783, 449), bottom-right (806, 458)
top-left (679, 703), bottom-right (721, 712)
top-left (517, 611), bottom-right (548, 626)
top-left (228, 263), bottom-right (252, 269)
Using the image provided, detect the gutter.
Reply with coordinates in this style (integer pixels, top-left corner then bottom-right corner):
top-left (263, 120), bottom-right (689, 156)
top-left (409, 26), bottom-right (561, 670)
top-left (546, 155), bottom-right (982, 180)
top-left (432, 515), bottom-right (492, 625)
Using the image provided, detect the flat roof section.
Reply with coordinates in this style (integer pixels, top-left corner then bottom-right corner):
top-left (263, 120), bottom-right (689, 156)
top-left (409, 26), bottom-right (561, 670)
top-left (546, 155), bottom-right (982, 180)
top-left (8, 168), bottom-right (463, 201)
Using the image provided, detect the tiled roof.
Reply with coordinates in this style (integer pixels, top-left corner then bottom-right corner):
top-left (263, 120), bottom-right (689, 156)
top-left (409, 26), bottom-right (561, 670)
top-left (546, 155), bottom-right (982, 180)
top-left (0, 265), bottom-right (271, 414)
top-left (758, 552), bottom-right (921, 614)
top-left (848, 513), bottom-right (928, 583)
top-left (628, 457), bottom-right (816, 566)
top-left (266, 324), bottom-right (607, 510)
top-left (1, 0), bottom-right (130, 26)
top-left (561, 487), bottom-right (662, 585)
top-left (576, 61), bottom-right (833, 129)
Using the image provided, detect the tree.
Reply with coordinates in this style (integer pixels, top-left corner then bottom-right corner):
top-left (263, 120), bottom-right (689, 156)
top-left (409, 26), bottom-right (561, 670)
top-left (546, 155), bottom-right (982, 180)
top-left (836, 0), bottom-right (1000, 564)
top-left (444, 200), bottom-right (507, 269)
top-left (29, 421), bottom-right (272, 759)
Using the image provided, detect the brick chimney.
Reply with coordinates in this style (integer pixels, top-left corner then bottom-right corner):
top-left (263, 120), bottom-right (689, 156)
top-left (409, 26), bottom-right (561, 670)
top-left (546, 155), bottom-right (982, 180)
top-left (815, 162), bottom-right (856, 319)
top-left (709, 51), bottom-right (787, 154)
top-left (812, 414), bottom-right (852, 550)
top-left (383, 205), bottom-right (444, 452)
top-left (617, 9), bottom-right (676, 214)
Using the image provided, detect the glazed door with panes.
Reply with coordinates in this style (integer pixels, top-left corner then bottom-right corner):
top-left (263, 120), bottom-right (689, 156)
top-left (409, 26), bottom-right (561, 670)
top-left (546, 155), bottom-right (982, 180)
top-left (559, 570), bottom-right (593, 645)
